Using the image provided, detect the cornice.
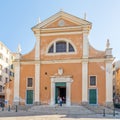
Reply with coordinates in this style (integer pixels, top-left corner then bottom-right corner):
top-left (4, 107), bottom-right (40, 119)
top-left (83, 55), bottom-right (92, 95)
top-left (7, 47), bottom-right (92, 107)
top-left (40, 31), bottom-right (83, 36)
top-left (15, 58), bottom-right (112, 65)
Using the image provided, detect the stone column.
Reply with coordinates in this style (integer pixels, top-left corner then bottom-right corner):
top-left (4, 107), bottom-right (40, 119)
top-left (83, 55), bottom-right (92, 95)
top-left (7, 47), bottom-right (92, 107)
top-left (50, 79), bottom-right (55, 106)
top-left (13, 61), bottom-right (20, 105)
top-left (82, 61), bottom-right (88, 104)
top-left (106, 62), bottom-right (113, 107)
top-left (34, 33), bottom-right (40, 105)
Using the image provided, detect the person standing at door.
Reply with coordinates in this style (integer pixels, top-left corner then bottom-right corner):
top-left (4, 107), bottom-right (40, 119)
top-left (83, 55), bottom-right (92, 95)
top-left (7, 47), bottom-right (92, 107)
top-left (57, 96), bottom-right (60, 106)
top-left (59, 97), bottom-right (62, 106)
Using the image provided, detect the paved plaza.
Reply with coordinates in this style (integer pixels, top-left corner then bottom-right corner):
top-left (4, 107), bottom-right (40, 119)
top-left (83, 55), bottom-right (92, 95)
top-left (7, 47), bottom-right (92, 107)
top-left (0, 115), bottom-right (119, 120)
top-left (0, 105), bottom-right (120, 120)
top-left (0, 113), bottom-right (119, 120)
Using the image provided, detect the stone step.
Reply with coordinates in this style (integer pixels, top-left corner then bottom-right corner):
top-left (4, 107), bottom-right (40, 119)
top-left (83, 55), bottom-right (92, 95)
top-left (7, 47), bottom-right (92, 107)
top-left (83, 105), bottom-right (116, 114)
top-left (28, 105), bottom-right (94, 114)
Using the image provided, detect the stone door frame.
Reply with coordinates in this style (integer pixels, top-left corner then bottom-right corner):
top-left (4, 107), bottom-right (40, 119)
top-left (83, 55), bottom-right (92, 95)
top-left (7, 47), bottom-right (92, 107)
top-left (50, 75), bottom-right (73, 106)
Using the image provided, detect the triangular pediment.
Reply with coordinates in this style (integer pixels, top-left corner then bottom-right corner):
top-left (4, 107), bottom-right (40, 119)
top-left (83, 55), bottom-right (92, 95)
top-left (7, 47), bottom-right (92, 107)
top-left (32, 11), bottom-right (91, 30)
top-left (42, 17), bottom-right (81, 28)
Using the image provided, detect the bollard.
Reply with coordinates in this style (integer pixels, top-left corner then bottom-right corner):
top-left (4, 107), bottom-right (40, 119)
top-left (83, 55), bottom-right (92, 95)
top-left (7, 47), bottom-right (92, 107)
top-left (113, 108), bottom-right (115, 117)
top-left (15, 105), bottom-right (17, 112)
top-left (103, 109), bottom-right (105, 117)
top-left (2, 107), bottom-right (4, 111)
top-left (8, 105), bottom-right (10, 111)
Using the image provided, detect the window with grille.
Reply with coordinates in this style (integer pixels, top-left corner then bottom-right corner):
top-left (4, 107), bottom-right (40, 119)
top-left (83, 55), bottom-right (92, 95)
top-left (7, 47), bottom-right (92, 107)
top-left (48, 44), bottom-right (54, 53)
top-left (27, 78), bottom-right (33, 87)
top-left (56, 41), bottom-right (66, 53)
top-left (90, 76), bottom-right (96, 86)
top-left (48, 41), bottom-right (75, 53)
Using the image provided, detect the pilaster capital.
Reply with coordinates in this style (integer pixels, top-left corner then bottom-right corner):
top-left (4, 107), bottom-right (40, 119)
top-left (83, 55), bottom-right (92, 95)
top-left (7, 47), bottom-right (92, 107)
top-left (82, 58), bottom-right (88, 63)
top-left (83, 31), bottom-right (89, 35)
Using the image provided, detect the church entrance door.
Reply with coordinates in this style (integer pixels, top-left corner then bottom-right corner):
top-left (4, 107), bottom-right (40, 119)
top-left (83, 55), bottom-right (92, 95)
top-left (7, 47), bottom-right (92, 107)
top-left (55, 82), bottom-right (66, 104)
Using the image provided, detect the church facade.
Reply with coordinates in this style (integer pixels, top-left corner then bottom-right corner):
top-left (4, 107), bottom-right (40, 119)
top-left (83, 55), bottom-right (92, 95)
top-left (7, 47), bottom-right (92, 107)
top-left (13, 11), bottom-right (114, 107)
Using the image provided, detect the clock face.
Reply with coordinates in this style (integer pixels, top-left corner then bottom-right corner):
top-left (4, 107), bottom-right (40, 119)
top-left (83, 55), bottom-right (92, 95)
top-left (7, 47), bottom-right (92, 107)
top-left (58, 20), bottom-right (65, 26)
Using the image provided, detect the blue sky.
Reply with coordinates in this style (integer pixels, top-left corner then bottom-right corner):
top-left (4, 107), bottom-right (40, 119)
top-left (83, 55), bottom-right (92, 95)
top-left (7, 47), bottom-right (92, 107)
top-left (0, 0), bottom-right (120, 60)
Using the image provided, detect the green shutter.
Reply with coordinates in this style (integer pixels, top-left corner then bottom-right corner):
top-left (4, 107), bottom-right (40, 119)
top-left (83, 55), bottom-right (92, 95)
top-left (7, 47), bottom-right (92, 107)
top-left (26, 90), bottom-right (33, 104)
top-left (89, 89), bottom-right (97, 104)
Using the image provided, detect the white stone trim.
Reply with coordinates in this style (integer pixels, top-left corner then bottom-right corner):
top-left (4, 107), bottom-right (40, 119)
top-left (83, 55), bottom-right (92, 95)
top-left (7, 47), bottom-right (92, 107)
top-left (13, 62), bottom-right (20, 104)
top-left (35, 34), bottom-right (40, 60)
top-left (53, 42), bottom-right (56, 53)
top-left (19, 58), bottom-right (108, 65)
top-left (35, 64), bottom-right (40, 103)
top-left (50, 76), bottom-right (73, 106)
top-left (40, 31), bottom-right (83, 36)
top-left (83, 33), bottom-right (89, 58)
top-left (106, 62), bottom-right (113, 102)
top-left (50, 78), bottom-right (55, 106)
top-left (41, 26), bottom-right (84, 31)
top-left (66, 82), bottom-right (71, 106)
top-left (82, 61), bottom-right (88, 102)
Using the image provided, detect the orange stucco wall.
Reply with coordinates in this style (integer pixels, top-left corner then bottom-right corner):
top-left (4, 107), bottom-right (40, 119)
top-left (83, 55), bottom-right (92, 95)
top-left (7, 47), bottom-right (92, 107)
top-left (88, 62), bottom-right (106, 105)
top-left (18, 61), bottom-right (106, 105)
top-left (20, 64), bottom-right (35, 105)
top-left (40, 34), bottom-right (83, 60)
top-left (40, 63), bottom-right (82, 104)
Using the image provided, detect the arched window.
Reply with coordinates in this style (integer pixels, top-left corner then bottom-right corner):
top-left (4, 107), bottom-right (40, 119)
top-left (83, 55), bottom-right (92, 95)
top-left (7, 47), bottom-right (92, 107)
top-left (48, 41), bottom-right (75, 53)
top-left (56, 41), bottom-right (66, 53)
top-left (48, 44), bottom-right (54, 53)
top-left (69, 43), bottom-right (74, 52)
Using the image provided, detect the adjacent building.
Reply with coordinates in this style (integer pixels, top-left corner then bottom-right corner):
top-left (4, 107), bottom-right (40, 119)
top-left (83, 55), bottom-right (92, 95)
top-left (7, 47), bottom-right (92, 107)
top-left (12, 11), bottom-right (114, 107)
top-left (0, 41), bottom-right (14, 106)
top-left (113, 61), bottom-right (120, 103)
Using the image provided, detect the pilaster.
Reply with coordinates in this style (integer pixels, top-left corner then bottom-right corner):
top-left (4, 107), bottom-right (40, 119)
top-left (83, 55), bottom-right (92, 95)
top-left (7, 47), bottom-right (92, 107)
top-left (50, 79), bottom-right (55, 106)
top-left (35, 33), bottom-right (40, 60)
top-left (13, 61), bottom-right (20, 105)
top-left (106, 61), bottom-right (113, 103)
top-left (83, 32), bottom-right (89, 58)
top-left (34, 33), bottom-right (40, 104)
top-left (35, 63), bottom-right (40, 104)
top-left (82, 60), bottom-right (88, 103)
